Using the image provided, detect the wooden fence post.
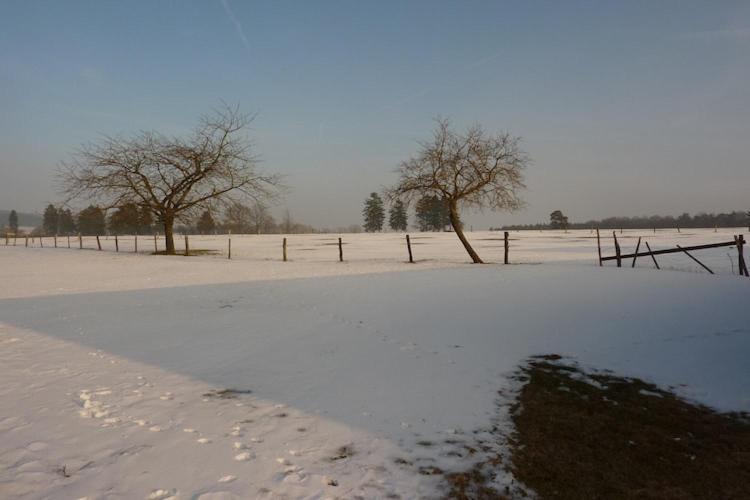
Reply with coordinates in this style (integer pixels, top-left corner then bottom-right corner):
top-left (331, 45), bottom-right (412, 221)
top-left (613, 231), bottom-right (621, 267)
top-left (54, 234), bottom-right (57, 248)
top-left (338, 237), bottom-right (343, 262)
top-left (96, 235), bottom-right (102, 251)
top-left (40, 236), bottom-right (44, 248)
top-left (228, 235), bottom-right (231, 260)
top-left (184, 234), bottom-right (189, 256)
top-left (631, 237), bottom-right (641, 268)
top-left (283, 237), bottom-right (287, 262)
top-left (67, 235), bottom-right (70, 248)
top-left (134, 234), bottom-right (138, 253)
top-left (735, 235), bottom-right (748, 277)
top-left (504, 231), bottom-right (509, 264)
top-left (596, 228), bottom-right (602, 266)
top-left (153, 233), bottom-right (157, 253)
top-left (644, 241), bottom-right (660, 269)
top-left (115, 235), bottom-right (119, 252)
top-left (79, 233), bottom-right (82, 249)
top-left (25, 236), bottom-right (28, 247)
top-left (406, 234), bottom-right (414, 263)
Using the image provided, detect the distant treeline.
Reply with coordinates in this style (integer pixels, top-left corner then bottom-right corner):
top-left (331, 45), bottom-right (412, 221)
top-left (502, 211), bottom-right (750, 231)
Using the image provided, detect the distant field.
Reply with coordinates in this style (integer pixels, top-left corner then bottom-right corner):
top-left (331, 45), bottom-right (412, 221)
top-left (9, 227), bottom-right (748, 276)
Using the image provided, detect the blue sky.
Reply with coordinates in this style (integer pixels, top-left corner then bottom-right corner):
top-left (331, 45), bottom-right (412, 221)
top-left (1, 1), bottom-right (749, 228)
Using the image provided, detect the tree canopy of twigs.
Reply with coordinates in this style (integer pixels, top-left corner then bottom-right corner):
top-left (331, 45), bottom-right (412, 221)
top-left (58, 105), bottom-right (281, 254)
top-left (387, 118), bottom-right (528, 263)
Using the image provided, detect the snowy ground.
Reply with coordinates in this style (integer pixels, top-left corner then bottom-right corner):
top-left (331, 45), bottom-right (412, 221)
top-left (0, 231), bottom-right (748, 499)
top-left (11, 227), bottom-right (749, 276)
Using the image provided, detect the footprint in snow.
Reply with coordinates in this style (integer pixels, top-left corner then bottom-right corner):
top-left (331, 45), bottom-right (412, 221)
top-left (234, 451), bottom-right (254, 461)
top-left (146, 489), bottom-right (176, 500)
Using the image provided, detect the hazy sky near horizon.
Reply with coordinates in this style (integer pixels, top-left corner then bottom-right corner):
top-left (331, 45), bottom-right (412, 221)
top-left (1, 1), bottom-right (749, 228)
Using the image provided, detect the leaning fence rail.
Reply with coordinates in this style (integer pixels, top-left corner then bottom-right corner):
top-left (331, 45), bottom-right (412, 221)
top-left (597, 228), bottom-right (748, 277)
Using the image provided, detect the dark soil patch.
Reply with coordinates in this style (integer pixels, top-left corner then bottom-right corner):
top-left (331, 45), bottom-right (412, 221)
top-left (328, 445), bottom-right (354, 462)
top-left (510, 358), bottom-right (750, 499)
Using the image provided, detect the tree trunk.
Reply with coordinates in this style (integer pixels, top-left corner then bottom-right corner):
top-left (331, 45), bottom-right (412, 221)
top-left (448, 201), bottom-right (483, 263)
top-left (163, 214), bottom-right (176, 255)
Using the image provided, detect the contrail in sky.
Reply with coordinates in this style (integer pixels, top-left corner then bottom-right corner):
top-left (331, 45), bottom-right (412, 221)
top-left (220, 0), bottom-right (251, 53)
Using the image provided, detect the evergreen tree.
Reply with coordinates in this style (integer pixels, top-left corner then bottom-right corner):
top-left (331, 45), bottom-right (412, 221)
top-left (57, 209), bottom-right (76, 235)
top-left (389, 199), bottom-right (408, 231)
top-left (42, 204), bottom-right (59, 235)
top-left (138, 206), bottom-right (154, 234)
top-left (549, 210), bottom-right (569, 230)
top-left (8, 210), bottom-right (18, 233)
top-left (196, 210), bottom-right (216, 234)
top-left (415, 195), bottom-right (450, 231)
top-left (362, 192), bottom-right (385, 232)
top-left (77, 205), bottom-right (106, 235)
top-left (108, 203), bottom-right (141, 234)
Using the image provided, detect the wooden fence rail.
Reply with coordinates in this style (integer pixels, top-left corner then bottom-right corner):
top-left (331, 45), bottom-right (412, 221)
top-left (599, 232), bottom-right (748, 277)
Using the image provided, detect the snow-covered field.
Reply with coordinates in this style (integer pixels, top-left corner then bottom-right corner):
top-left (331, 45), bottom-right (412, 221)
top-left (1, 229), bottom-right (748, 499)
top-left (9, 227), bottom-right (749, 276)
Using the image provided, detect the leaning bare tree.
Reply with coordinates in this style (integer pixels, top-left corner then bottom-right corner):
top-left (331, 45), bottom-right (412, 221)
top-left (59, 105), bottom-right (281, 254)
top-left (388, 118), bottom-right (528, 263)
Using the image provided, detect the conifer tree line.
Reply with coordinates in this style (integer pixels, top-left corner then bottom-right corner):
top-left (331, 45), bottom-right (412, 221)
top-left (361, 193), bottom-right (453, 232)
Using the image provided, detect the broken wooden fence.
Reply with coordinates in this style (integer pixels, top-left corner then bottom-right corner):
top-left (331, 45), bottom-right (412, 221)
top-left (596, 229), bottom-right (748, 277)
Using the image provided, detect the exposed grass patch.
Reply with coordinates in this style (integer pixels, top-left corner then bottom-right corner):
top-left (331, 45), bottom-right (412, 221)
top-left (202, 388), bottom-right (253, 399)
top-left (510, 358), bottom-right (750, 499)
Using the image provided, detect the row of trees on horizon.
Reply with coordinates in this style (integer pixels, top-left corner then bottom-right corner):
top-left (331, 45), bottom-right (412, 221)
top-left (501, 210), bottom-right (750, 231)
top-left (361, 193), bottom-right (453, 233)
top-left (5, 203), bottom-right (748, 238)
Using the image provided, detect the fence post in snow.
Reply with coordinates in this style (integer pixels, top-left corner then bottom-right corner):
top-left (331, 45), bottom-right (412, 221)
top-left (40, 236), bottom-right (44, 248)
top-left (115, 235), bottom-right (119, 252)
top-left (283, 237), bottom-right (287, 262)
top-left (338, 237), bottom-right (343, 262)
top-left (25, 236), bottom-right (28, 247)
top-left (96, 235), bottom-right (102, 251)
top-left (613, 231), bottom-right (621, 268)
top-left (406, 234), bottom-right (414, 263)
top-left (153, 233), bottom-right (157, 253)
top-left (67, 235), bottom-right (70, 248)
top-left (184, 234), bottom-right (189, 256)
top-left (596, 228), bottom-right (602, 266)
top-left (134, 234), bottom-right (138, 253)
top-left (735, 235), bottom-right (748, 277)
top-left (54, 234), bottom-right (57, 248)
top-left (228, 235), bottom-right (231, 260)
top-left (631, 237), bottom-right (641, 268)
top-left (79, 233), bottom-right (82, 249)
top-left (504, 231), bottom-right (509, 264)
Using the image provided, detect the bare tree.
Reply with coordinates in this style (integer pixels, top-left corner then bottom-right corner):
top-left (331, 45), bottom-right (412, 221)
top-left (59, 105), bottom-right (281, 254)
top-left (388, 118), bottom-right (528, 263)
top-left (248, 201), bottom-right (275, 234)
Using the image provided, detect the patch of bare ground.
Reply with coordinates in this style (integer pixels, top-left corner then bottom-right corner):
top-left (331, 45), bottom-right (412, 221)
top-left (440, 355), bottom-right (750, 499)
top-left (509, 356), bottom-right (750, 499)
